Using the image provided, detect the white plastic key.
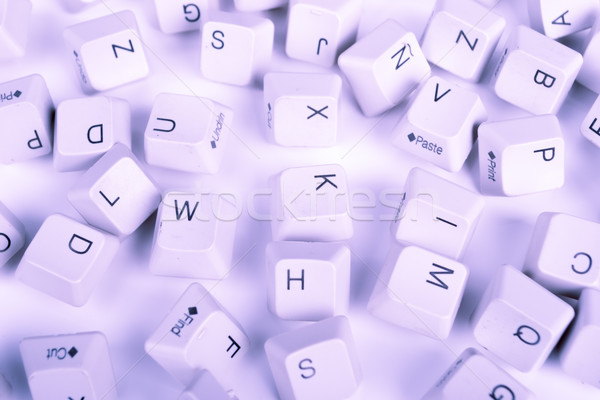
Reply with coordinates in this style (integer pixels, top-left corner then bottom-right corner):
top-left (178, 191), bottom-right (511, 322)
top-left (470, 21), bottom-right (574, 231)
top-left (477, 114), bottom-right (564, 196)
top-left (490, 25), bottom-right (583, 115)
top-left (264, 316), bottom-right (361, 400)
top-left (263, 72), bottom-right (342, 147)
top-left (54, 96), bottom-right (131, 172)
top-left (470, 264), bottom-right (574, 372)
top-left (0, 373), bottom-right (10, 399)
top-left (154, 0), bottom-right (219, 34)
top-left (523, 212), bottom-right (600, 297)
top-left (178, 370), bottom-right (238, 400)
top-left (527, 0), bottom-right (598, 39)
top-left (144, 93), bottom-right (233, 173)
top-left (145, 283), bottom-right (250, 387)
top-left (285, 0), bottom-right (362, 67)
top-left (338, 19), bottom-right (431, 117)
top-left (63, 10), bottom-right (150, 92)
top-left (20, 331), bottom-right (117, 400)
top-left (15, 213), bottom-right (119, 306)
top-left (392, 75), bottom-right (487, 172)
top-left (368, 245), bottom-right (468, 339)
top-left (421, 1), bottom-right (506, 82)
top-left (149, 191), bottom-right (237, 279)
top-left (0, 0), bottom-right (31, 59)
top-left (577, 18), bottom-right (600, 93)
top-left (580, 93), bottom-right (600, 147)
top-left (391, 167), bottom-right (485, 260)
top-left (233, 0), bottom-right (287, 12)
top-left (0, 74), bottom-right (53, 164)
top-left (0, 201), bottom-right (26, 268)
top-left (266, 241), bottom-right (351, 321)
top-left (271, 164), bottom-right (353, 241)
top-left (200, 11), bottom-right (274, 86)
top-left (421, 347), bottom-right (536, 400)
top-left (67, 143), bottom-right (162, 237)
top-left (559, 288), bottom-right (600, 388)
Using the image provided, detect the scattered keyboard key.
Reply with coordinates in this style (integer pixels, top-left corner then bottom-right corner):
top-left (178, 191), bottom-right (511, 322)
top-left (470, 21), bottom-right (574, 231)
top-left (67, 143), bottom-right (161, 237)
top-left (0, 200), bottom-right (26, 268)
top-left (524, 212), bottom-right (600, 298)
top-left (391, 167), bottom-right (485, 260)
top-left (580, 93), bottom-right (600, 146)
top-left (200, 11), bottom-right (274, 86)
top-left (15, 213), bottom-right (119, 306)
top-left (149, 191), bottom-right (237, 279)
top-left (470, 264), bottom-right (574, 372)
top-left (266, 241), bottom-right (351, 321)
top-left (264, 315), bottom-right (361, 400)
top-left (0, 74), bottom-right (54, 164)
top-left (270, 164), bottom-right (353, 241)
top-left (0, 0), bottom-right (31, 59)
top-left (263, 72), bottom-right (342, 147)
top-left (144, 92), bottom-right (233, 173)
top-left (421, 347), bottom-right (536, 400)
top-left (54, 95), bottom-right (131, 172)
top-left (233, 0), bottom-right (287, 12)
top-left (145, 283), bottom-right (250, 387)
top-left (178, 369), bottom-right (238, 400)
top-left (154, 0), bottom-right (219, 34)
top-left (20, 331), bottom-right (118, 400)
top-left (421, 1), bottom-right (506, 82)
top-left (63, 10), bottom-right (150, 92)
top-left (559, 287), bottom-right (600, 388)
top-left (490, 25), bottom-right (583, 114)
top-left (338, 18), bottom-right (431, 117)
top-left (477, 114), bottom-right (564, 196)
top-left (285, 0), bottom-right (362, 67)
top-left (392, 75), bottom-right (487, 172)
top-left (368, 245), bottom-right (469, 339)
top-left (526, 0), bottom-right (598, 39)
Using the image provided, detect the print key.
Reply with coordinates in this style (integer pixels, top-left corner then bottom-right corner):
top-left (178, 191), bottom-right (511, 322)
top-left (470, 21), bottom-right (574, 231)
top-left (20, 331), bottom-right (117, 400)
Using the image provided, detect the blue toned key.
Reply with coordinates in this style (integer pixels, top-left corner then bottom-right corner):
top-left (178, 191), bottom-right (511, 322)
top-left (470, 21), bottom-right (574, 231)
top-left (15, 213), bottom-right (119, 306)
top-left (20, 331), bottom-right (117, 400)
top-left (0, 200), bottom-right (26, 268)
top-left (0, 74), bottom-right (54, 164)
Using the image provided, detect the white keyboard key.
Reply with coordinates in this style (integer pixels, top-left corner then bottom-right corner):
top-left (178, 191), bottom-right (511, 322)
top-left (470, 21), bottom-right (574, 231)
top-left (0, 0), bottom-right (31, 59)
top-left (368, 245), bottom-right (468, 339)
top-left (178, 370), bottom-right (238, 400)
top-left (145, 283), bottom-right (250, 387)
top-left (422, 347), bottom-right (536, 400)
top-left (233, 0), bottom-right (287, 12)
top-left (577, 18), bottom-right (600, 93)
top-left (155, 0), bottom-right (219, 34)
top-left (266, 241), bottom-right (350, 321)
top-left (0, 74), bottom-right (53, 164)
top-left (263, 72), bottom-right (342, 147)
top-left (490, 25), bottom-right (583, 114)
top-left (20, 331), bottom-right (117, 400)
top-left (478, 114), bottom-right (564, 196)
top-left (527, 0), bottom-right (598, 39)
top-left (0, 372), bottom-right (10, 398)
top-left (580, 93), bottom-right (600, 147)
top-left (285, 0), bottom-right (362, 67)
top-left (470, 264), bottom-right (574, 372)
top-left (391, 167), bottom-right (485, 260)
top-left (15, 213), bottom-right (119, 306)
top-left (559, 288), bottom-right (600, 387)
top-left (200, 11), bottom-right (274, 86)
top-left (149, 191), bottom-right (237, 279)
top-left (67, 143), bottom-right (161, 237)
top-left (0, 201), bottom-right (26, 268)
top-left (338, 19), bottom-right (431, 117)
top-left (63, 10), bottom-right (150, 92)
top-left (54, 96), bottom-right (131, 172)
top-left (264, 316), bottom-right (361, 400)
top-left (144, 93), bottom-right (233, 173)
top-left (271, 164), bottom-right (353, 241)
top-left (524, 212), bottom-right (600, 297)
top-left (421, 2), bottom-right (505, 82)
top-left (392, 75), bottom-right (487, 172)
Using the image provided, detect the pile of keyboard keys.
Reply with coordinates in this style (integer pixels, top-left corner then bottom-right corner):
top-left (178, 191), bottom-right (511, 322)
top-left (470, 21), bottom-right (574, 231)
top-left (2, 0), bottom-right (600, 399)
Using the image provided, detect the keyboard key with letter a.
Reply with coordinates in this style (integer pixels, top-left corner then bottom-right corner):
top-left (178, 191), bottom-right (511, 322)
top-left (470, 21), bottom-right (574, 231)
top-left (527, 0), bottom-right (598, 39)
